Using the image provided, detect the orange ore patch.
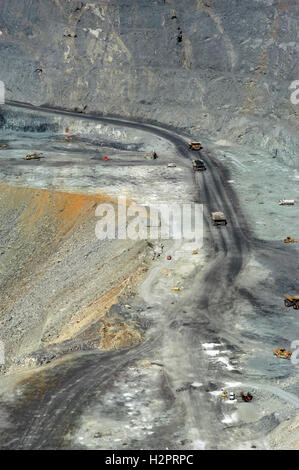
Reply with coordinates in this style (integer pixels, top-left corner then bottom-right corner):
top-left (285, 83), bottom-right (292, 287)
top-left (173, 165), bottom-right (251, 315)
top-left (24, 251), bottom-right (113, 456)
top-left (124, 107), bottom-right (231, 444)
top-left (3, 185), bottom-right (117, 238)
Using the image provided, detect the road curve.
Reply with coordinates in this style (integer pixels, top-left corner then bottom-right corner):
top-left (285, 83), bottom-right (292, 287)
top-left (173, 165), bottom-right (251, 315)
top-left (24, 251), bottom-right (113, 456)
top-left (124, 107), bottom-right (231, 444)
top-left (0, 100), bottom-right (290, 449)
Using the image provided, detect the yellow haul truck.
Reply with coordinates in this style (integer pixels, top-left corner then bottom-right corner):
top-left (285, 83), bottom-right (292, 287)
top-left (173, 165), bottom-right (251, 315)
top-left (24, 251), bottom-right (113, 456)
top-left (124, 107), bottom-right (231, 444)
top-left (283, 294), bottom-right (299, 310)
top-left (211, 211), bottom-right (227, 226)
top-left (189, 142), bottom-right (202, 151)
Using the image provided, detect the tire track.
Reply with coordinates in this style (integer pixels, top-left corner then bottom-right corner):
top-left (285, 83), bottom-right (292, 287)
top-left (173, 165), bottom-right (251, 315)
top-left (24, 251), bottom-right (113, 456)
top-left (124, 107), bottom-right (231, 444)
top-left (0, 101), bottom-right (255, 449)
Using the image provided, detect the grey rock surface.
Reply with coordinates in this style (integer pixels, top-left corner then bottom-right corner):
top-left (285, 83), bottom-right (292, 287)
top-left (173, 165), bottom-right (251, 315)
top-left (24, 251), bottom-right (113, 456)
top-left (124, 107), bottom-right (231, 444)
top-left (0, 0), bottom-right (298, 450)
top-left (0, 0), bottom-right (298, 159)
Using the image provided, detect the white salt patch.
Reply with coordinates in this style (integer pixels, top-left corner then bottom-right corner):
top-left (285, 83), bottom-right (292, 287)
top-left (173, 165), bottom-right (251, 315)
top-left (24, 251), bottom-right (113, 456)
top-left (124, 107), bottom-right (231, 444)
top-left (193, 439), bottom-right (205, 450)
top-left (202, 342), bottom-right (221, 349)
top-left (191, 382), bottom-right (202, 388)
top-left (205, 349), bottom-right (220, 356)
top-left (209, 390), bottom-right (222, 396)
top-left (217, 357), bottom-right (235, 371)
top-left (225, 381), bottom-right (242, 387)
top-left (89, 28), bottom-right (101, 38)
top-left (222, 415), bottom-right (233, 424)
top-left (222, 412), bottom-right (238, 424)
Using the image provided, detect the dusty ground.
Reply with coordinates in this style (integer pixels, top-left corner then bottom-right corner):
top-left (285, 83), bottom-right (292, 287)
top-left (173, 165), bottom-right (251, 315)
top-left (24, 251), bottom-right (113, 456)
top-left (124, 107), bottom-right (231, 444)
top-left (0, 181), bottom-right (154, 370)
top-left (0, 105), bottom-right (298, 450)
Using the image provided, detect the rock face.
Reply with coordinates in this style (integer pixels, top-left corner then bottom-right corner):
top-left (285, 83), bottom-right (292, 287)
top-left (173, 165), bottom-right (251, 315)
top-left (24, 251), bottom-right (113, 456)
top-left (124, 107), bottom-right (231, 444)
top-left (0, 183), bottom-right (150, 369)
top-left (0, 0), bottom-right (298, 159)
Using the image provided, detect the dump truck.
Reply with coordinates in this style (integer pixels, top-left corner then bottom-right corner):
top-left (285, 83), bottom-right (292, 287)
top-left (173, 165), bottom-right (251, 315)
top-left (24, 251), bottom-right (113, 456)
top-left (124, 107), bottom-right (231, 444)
top-left (150, 151), bottom-right (158, 160)
top-left (211, 211), bottom-right (227, 226)
top-left (283, 294), bottom-right (299, 310)
top-left (25, 152), bottom-right (43, 160)
top-left (284, 237), bottom-right (297, 243)
top-left (189, 142), bottom-right (202, 151)
top-left (192, 159), bottom-right (206, 172)
top-left (279, 199), bottom-right (295, 205)
top-left (273, 347), bottom-right (292, 359)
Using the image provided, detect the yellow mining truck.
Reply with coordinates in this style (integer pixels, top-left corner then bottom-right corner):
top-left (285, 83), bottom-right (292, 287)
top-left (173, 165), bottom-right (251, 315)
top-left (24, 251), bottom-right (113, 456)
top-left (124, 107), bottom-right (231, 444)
top-left (192, 159), bottom-right (206, 172)
top-left (283, 294), bottom-right (299, 310)
top-left (211, 211), bottom-right (227, 226)
top-left (189, 142), bottom-right (202, 151)
top-left (25, 152), bottom-right (43, 160)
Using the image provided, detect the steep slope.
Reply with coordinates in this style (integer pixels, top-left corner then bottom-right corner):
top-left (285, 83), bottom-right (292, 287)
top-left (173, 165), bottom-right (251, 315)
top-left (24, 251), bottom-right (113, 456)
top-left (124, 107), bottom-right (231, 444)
top-left (0, 183), bottom-right (150, 369)
top-left (0, 0), bottom-right (298, 160)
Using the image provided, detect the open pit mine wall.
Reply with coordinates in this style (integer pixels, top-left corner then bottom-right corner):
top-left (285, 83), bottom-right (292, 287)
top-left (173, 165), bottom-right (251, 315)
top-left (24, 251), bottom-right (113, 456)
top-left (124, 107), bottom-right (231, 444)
top-left (0, 0), bottom-right (298, 162)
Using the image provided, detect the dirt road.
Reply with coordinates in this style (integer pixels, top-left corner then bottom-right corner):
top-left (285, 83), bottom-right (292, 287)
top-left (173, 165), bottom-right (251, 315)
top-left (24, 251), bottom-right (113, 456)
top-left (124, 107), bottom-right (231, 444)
top-left (0, 101), bottom-right (298, 449)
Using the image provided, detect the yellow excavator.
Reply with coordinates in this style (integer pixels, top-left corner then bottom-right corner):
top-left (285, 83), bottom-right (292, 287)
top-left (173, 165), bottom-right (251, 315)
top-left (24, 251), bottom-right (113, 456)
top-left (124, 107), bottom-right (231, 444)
top-left (273, 347), bottom-right (292, 359)
top-left (284, 237), bottom-right (298, 243)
